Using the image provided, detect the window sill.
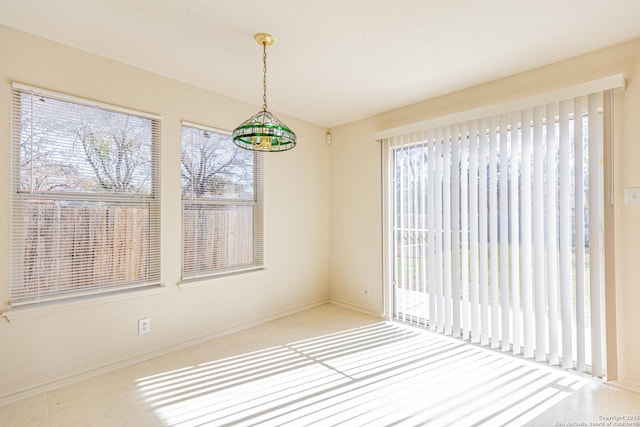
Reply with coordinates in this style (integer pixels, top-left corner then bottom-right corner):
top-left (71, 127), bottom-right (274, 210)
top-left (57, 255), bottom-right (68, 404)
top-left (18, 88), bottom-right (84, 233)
top-left (178, 267), bottom-right (265, 291)
top-left (1, 285), bottom-right (164, 323)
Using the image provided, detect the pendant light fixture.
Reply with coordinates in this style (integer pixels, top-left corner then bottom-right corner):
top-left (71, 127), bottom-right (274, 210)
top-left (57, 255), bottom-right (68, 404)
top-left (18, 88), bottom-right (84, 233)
top-left (232, 33), bottom-right (296, 152)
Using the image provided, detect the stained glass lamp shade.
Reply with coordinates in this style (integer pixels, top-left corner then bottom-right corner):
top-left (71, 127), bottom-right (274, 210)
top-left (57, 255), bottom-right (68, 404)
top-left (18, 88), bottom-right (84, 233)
top-left (232, 33), bottom-right (297, 152)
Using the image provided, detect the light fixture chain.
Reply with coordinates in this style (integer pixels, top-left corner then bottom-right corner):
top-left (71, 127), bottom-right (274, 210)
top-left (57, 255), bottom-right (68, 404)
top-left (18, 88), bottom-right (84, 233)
top-left (232, 33), bottom-right (296, 152)
top-left (262, 41), bottom-right (268, 112)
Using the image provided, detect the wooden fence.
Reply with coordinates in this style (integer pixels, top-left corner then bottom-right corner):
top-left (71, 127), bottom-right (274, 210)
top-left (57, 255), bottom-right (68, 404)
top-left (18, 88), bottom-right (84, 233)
top-left (182, 205), bottom-right (253, 276)
top-left (19, 201), bottom-right (151, 299)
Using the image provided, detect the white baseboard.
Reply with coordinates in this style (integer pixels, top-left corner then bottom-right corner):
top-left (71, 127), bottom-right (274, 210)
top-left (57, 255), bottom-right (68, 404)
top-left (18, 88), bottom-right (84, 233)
top-left (327, 297), bottom-right (385, 318)
top-left (0, 298), bottom-right (329, 407)
top-left (605, 379), bottom-right (640, 394)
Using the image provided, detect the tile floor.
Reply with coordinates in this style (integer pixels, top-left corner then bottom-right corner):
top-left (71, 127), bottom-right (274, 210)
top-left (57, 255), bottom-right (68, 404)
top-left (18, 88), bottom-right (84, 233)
top-left (0, 304), bottom-right (638, 426)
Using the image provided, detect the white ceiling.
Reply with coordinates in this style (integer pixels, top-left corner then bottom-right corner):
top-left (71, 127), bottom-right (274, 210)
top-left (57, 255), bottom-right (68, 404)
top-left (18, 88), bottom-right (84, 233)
top-left (2, 1), bottom-right (640, 128)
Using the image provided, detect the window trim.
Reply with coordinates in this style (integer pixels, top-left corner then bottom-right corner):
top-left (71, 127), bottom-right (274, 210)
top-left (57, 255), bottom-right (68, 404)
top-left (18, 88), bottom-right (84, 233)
top-left (10, 83), bottom-right (162, 307)
top-left (180, 121), bottom-right (264, 281)
top-left (1, 286), bottom-right (163, 322)
top-left (374, 73), bottom-right (625, 141)
top-left (12, 82), bottom-right (162, 120)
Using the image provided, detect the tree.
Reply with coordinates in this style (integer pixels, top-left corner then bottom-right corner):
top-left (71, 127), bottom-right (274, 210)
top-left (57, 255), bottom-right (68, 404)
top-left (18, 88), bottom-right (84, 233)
top-left (19, 95), bottom-right (78, 191)
top-left (75, 115), bottom-right (150, 193)
top-left (181, 129), bottom-right (253, 198)
top-left (19, 94), bottom-right (153, 195)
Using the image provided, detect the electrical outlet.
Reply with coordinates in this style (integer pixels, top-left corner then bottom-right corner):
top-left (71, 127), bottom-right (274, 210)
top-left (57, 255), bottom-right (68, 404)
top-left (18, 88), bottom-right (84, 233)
top-left (625, 188), bottom-right (640, 206)
top-left (363, 285), bottom-right (370, 296)
top-left (138, 318), bottom-right (151, 335)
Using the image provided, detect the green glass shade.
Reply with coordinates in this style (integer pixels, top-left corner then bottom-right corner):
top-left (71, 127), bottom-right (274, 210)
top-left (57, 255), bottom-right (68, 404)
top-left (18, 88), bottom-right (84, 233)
top-left (232, 110), bottom-right (297, 152)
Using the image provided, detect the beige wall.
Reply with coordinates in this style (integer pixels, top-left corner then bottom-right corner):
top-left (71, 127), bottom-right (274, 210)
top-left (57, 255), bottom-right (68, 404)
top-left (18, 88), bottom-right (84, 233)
top-left (3, 22), bottom-right (640, 401)
top-left (330, 38), bottom-right (640, 390)
top-left (0, 25), bottom-right (330, 401)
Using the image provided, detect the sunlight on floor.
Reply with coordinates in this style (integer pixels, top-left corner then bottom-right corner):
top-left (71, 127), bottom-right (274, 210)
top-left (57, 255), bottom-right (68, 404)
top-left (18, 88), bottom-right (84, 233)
top-left (137, 321), bottom-right (589, 426)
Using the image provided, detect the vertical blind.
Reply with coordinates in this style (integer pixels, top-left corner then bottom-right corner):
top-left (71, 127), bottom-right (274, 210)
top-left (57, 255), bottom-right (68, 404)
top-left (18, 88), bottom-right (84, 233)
top-left (181, 122), bottom-right (263, 279)
top-left (10, 84), bottom-right (161, 306)
top-left (382, 86), bottom-right (615, 375)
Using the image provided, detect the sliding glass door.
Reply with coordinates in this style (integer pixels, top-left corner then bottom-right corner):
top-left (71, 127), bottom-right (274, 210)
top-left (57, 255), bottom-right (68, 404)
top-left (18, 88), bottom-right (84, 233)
top-left (383, 92), bottom-right (610, 375)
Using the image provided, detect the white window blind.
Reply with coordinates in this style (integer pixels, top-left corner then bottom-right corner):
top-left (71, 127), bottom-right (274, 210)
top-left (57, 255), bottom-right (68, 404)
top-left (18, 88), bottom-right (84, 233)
top-left (10, 84), bottom-right (161, 306)
top-left (181, 122), bottom-right (263, 279)
top-left (383, 85), bottom-right (616, 375)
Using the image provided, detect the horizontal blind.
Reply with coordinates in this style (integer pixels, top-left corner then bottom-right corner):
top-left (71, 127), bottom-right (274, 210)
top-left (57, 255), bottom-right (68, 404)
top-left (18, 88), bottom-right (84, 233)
top-left (385, 89), bottom-right (611, 375)
top-left (181, 123), bottom-right (263, 279)
top-left (10, 84), bottom-right (161, 306)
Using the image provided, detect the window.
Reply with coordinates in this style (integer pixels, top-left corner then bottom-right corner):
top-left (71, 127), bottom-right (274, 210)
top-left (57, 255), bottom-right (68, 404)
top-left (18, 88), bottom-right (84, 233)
top-left (181, 123), bottom-right (263, 279)
top-left (10, 84), bottom-right (161, 306)
top-left (382, 86), bottom-right (617, 376)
